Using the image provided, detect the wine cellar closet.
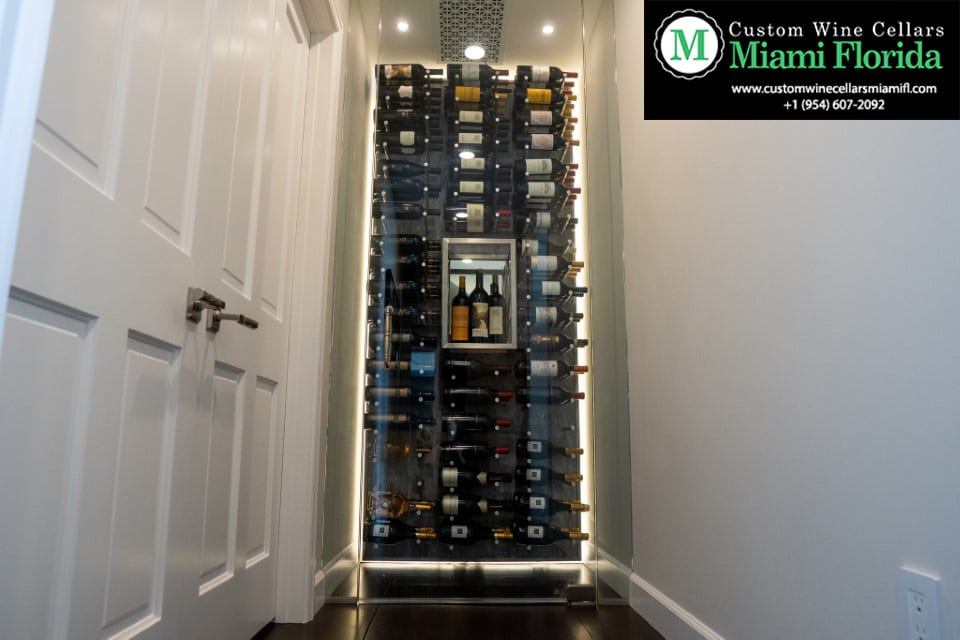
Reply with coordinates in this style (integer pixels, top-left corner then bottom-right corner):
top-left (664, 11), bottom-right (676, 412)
top-left (323, 0), bottom-right (631, 603)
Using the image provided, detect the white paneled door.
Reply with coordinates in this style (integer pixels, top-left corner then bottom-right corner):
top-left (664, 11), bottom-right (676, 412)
top-left (0, 0), bottom-right (310, 639)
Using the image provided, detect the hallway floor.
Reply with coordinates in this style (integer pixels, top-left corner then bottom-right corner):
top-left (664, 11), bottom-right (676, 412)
top-left (259, 603), bottom-right (665, 640)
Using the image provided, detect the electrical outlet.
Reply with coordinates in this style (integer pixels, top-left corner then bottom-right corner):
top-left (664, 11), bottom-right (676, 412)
top-left (899, 567), bottom-right (943, 640)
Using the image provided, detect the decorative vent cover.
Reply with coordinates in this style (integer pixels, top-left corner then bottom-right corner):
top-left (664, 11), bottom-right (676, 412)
top-left (439, 0), bottom-right (505, 63)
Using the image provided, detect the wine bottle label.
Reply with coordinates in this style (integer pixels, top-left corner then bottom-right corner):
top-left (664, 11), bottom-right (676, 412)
top-left (459, 110), bottom-right (484, 124)
top-left (529, 361), bottom-right (558, 377)
top-left (532, 65), bottom-right (550, 84)
top-left (527, 182), bottom-right (557, 198)
top-left (526, 468), bottom-right (542, 481)
top-left (530, 256), bottom-right (558, 272)
top-left (529, 110), bottom-right (553, 126)
top-left (462, 63), bottom-right (480, 84)
top-left (522, 239), bottom-right (539, 256)
top-left (452, 525), bottom-right (469, 539)
top-left (471, 302), bottom-right (489, 338)
top-left (372, 524), bottom-right (390, 538)
top-left (400, 131), bottom-right (416, 146)
top-left (526, 440), bottom-right (545, 453)
top-left (530, 134), bottom-right (555, 150)
top-left (527, 88), bottom-right (553, 104)
top-left (467, 203), bottom-right (484, 233)
top-left (489, 307), bottom-right (503, 336)
top-left (398, 85), bottom-right (414, 99)
top-left (534, 307), bottom-right (558, 325)
top-left (385, 64), bottom-right (412, 79)
top-left (441, 467), bottom-right (460, 487)
top-left (541, 281), bottom-right (562, 296)
top-left (460, 181), bottom-right (484, 194)
top-left (477, 471), bottom-right (488, 484)
top-left (459, 132), bottom-right (483, 145)
top-left (535, 212), bottom-right (552, 230)
top-left (441, 495), bottom-right (459, 515)
top-left (461, 157), bottom-right (485, 171)
top-left (525, 158), bottom-right (553, 174)
top-left (528, 525), bottom-right (545, 539)
top-left (530, 497), bottom-right (547, 510)
top-left (455, 86), bottom-right (481, 102)
top-left (452, 306), bottom-right (469, 341)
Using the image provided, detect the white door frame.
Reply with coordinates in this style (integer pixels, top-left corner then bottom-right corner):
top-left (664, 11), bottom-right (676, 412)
top-left (0, 0), bottom-right (349, 626)
top-left (0, 0), bottom-right (56, 358)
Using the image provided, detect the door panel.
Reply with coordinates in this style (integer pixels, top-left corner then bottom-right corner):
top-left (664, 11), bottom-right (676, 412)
top-left (244, 377), bottom-right (280, 567)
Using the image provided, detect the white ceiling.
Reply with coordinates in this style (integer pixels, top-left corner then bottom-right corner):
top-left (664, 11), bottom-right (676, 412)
top-left (356, 0), bottom-right (593, 73)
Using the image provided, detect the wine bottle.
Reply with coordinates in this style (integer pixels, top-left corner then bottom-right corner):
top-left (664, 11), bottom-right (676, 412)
top-left (518, 279), bottom-right (588, 303)
top-left (488, 274), bottom-right (504, 343)
top-left (446, 63), bottom-right (508, 86)
top-left (445, 108), bottom-right (501, 131)
top-left (446, 178), bottom-right (501, 204)
top-left (519, 305), bottom-right (583, 329)
top-left (439, 494), bottom-right (511, 517)
top-left (370, 234), bottom-right (441, 255)
top-left (363, 517), bottom-right (436, 544)
top-left (514, 360), bottom-right (588, 380)
top-left (368, 435), bottom-right (432, 461)
top-left (443, 386), bottom-right (513, 408)
top-left (444, 85), bottom-right (498, 110)
top-left (469, 270), bottom-right (490, 343)
top-left (437, 522), bottom-right (513, 546)
top-left (378, 64), bottom-right (442, 85)
top-left (514, 132), bottom-right (579, 151)
top-left (441, 414), bottom-right (512, 433)
top-left (518, 213), bottom-right (577, 235)
top-left (519, 237), bottom-right (575, 258)
top-left (369, 253), bottom-right (440, 279)
top-left (513, 158), bottom-right (578, 180)
top-left (515, 87), bottom-right (575, 108)
top-left (512, 180), bottom-right (581, 208)
top-left (513, 493), bottom-right (589, 521)
top-left (514, 111), bottom-right (578, 134)
top-left (375, 130), bottom-right (431, 154)
top-left (514, 464), bottom-right (584, 485)
top-left (516, 438), bottom-right (584, 460)
top-left (377, 158), bottom-right (439, 179)
top-left (375, 110), bottom-right (430, 134)
top-left (515, 65), bottom-right (579, 89)
top-left (371, 202), bottom-right (433, 221)
top-left (516, 386), bottom-right (586, 406)
top-left (368, 306), bottom-right (441, 329)
top-left (363, 412), bottom-right (433, 429)
top-left (373, 178), bottom-right (441, 202)
top-left (511, 522), bottom-right (588, 545)
top-left (439, 444), bottom-right (511, 466)
top-left (440, 466), bottom-right (513, 489)
top-left (366, 491), bottom-right (435, 517)
top-left (364, 386), bottom-right (435, 403)
top-left (365, 353), bottom-right (436, 379)
top-left (520, 255), bottom-right (584, 278)
top-left (450, 275), bottom-right (470, 343)
top-left (446, 131), bottom-right (498, 154)
top-left (368, 278), bottom-right (440, 303)
top-left (377, 85), bottom-right (439, 109)
top-left (370, 330), bottom-right (440, 350)
top-left (443, 204), bottom-right (508, 234)
top-left (448, 154), bottom-right (500, 177)
top-left (520, 333), bottom-right (588, 353)
top-left (442, 358), bottom-right (507, 382)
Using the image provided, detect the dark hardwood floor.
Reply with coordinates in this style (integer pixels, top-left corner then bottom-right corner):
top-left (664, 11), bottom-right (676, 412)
top-left (259, 604), bottom-right (665, 640)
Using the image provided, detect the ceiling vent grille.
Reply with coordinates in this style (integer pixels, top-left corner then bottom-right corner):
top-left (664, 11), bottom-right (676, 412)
top-left (439, 0), bottom-right (505, 63)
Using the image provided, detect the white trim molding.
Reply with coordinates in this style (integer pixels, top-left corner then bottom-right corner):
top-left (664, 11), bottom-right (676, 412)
top-left (630, 573), bottom-right (727, 640)
top-left (313, 542), bottom-right (357, 610)
top-left (597, 549), bottom-right (632, 602)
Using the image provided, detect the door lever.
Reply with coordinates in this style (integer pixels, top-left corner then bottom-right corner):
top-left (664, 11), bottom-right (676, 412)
top-left (186, 287), bottom-right (226, 323)
top-left (207, 310), bottom-right (259, 333)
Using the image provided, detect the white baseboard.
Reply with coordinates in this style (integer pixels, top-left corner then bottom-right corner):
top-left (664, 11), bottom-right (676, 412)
top-left (314, 542), bottom-right (357, 610)
top-left (629, 573), bottom-right (726, 640)
top-left (597, 549), bottom-right (632, 601)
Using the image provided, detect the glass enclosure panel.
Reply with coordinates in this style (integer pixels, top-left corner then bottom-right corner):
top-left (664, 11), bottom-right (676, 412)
top-left (349, 0), bottom-right (598, 602)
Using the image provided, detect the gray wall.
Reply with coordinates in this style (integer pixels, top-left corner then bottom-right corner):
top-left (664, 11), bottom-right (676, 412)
top-left (616, 2), bottom-right (960, 638)
top-left (584, 0), bottom-right (634, 585)
top-left (317, 0), bottom-right (378, 571)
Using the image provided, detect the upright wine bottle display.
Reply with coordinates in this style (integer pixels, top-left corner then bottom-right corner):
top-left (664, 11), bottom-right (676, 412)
top-left (362, 61), bottom-right (590, 563)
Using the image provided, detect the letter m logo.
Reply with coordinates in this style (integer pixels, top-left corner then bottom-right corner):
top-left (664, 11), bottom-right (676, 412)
top-left (670, 28), bottom-right (709, 61)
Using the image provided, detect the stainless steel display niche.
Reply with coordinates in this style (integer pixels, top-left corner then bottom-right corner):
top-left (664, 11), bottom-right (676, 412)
top-left (441, 238), bottom-right (517, 350)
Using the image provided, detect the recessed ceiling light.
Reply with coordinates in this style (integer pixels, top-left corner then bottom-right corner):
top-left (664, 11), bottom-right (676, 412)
top-left (464, 45), bottom-right (485, 60)
top-left (459, 150), bottom-right (476, 159)
top-left (396, 20), bottom-right (409, 32)
top-left (542, 24), bottom-right (555, 35)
